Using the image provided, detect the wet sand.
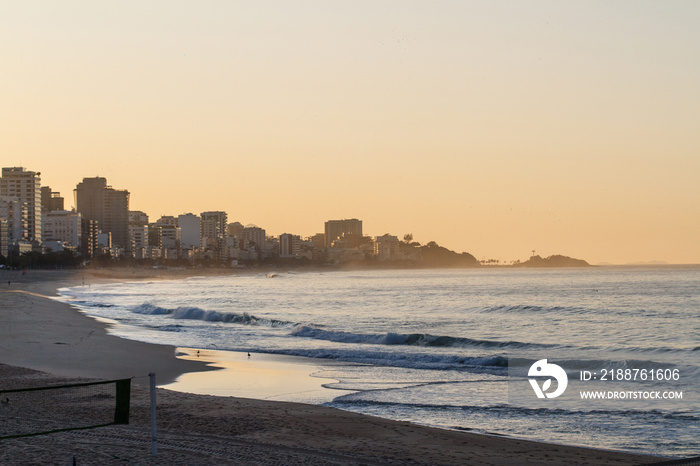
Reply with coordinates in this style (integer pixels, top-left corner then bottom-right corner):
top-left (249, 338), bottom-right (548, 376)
top-left (0, 269), bottom-right (666, 465)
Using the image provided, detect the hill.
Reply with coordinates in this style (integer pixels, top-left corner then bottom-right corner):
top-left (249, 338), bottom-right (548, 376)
top-left (416, 241), bottom-right (479, 268)
top-left (516, 255), bottom-right (590, 268)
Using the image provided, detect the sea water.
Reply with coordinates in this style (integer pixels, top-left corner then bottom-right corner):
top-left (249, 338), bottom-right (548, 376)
top-left (59, 266), bottom-right (699, 458)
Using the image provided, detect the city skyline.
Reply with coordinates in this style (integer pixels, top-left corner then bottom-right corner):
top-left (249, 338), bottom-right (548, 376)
top-left (2, 2), bottom-right (699, 264)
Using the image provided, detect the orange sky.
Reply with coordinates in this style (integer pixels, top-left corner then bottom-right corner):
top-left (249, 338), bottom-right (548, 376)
top-left (2, 2), bottom-right (699, 264)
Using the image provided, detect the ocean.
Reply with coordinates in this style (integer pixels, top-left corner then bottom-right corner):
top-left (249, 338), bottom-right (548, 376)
top-left (58, 266), bottom-right (699, 458)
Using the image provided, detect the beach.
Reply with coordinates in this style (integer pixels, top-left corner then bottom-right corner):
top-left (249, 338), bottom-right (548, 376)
top-left (0, 269), bottom-right (667, 465)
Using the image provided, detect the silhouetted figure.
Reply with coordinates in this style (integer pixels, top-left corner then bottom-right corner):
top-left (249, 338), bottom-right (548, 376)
top-left (247, 352), bottom-right (251, 358)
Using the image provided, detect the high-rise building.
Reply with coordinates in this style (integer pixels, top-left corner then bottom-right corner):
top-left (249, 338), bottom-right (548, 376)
top-left (0, 196), bottom-right (25, 245)
top-left (178, 213), bottom-right (201, 249)
top-left (129, 225), bottom-right (149, 259)
top-left (159, 224), bottom-right (181, 251)
top-left (41, 187), bottom-right (64, 213)
top-left (324, 218), bottom-right (363, 248)
top-left (102, 188), bottom-right (129, 250)
top-left (148, 225), bottom-right (162, 249)
top-left (43, 211), bottom-right (82, 247)
top-left (75, 177), bottom-right (130, 250)
top-left (75, 177), bottom-right (106, 223)
top-left (201, 211), bottom-right (227, 259)
top-left (279, 233), bottom-right (301, 258)
top-left (0, 219), bottom-right (8, 258)
top-left (81, 218), bottom-right (99, 259)
top-left (0, 167), bottom-right (42, 243)
top-left (238, 226), bottom-right (266, 250)
top-left (201, 212), bottom-right (227, 241)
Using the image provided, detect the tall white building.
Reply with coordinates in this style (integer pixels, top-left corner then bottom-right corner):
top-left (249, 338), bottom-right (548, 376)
top-left (0, 167), bottom-right (42, 243)
top-left (129, 225), bottom-right (149, 250)
top-left (43, 211), bottom-right (82, 248)
top-left (178, 213), bottom-right (201, 249)
top-left (159, 224), bottom-right (181, 250)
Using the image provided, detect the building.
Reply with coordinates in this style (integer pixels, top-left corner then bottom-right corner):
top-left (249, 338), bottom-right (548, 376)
top-left (0, 219), bottom-right (8, 258)
top-left (43, 210), bottom-right (81, 248)
top-left (227, 222), bottom-right (244, 238)
top-left (0, 196), bottom-right (25, 245)
top-left (201, 211), bottom-right (227, 243)
top-left (374, 234), bottom-right (400, 261)
top-left (159, 224), bottom-right (181, 251)
top-left (156, 216), bottom-right (177, 226)
top-left (148, 225), bottom-right (162, 249)
top-left (201, 211), bottom-right (227, 260)
top-left (238, 225), bottom-right (265, 251)
top-left (309, 233), bottom-right (325, 250)
top-left (79, 218), bottom-right (98, 259)
top-left (129, 211), bottom-right (149, 226)
top-left (279, 233), bottom-right (302, 258)
top-left (178, 213), bottom-right (201, 250)
top-left (102, 187), bottom-right (130, 250)
top-left (97, 232), bottom-right (111, 248)
top-left (0, 167), bottom-right (42, 243)
top-left (129, 225), bottom-right (149, 251)
top-left (41, 187), bottom-right (64, 213)
top-left (324, 218), bottom-right (362, 248)
top-left (75, 177), bottom-right (130, 250)
top-left (151, 217), bottom-right (181, 255)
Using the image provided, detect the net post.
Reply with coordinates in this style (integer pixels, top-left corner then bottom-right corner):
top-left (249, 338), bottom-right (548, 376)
top-left (114, 379), bottom-right (131, 425)
top-left (149, 372), bottom-right (158, 457)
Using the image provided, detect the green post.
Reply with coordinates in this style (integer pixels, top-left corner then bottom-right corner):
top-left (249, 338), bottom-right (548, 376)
top-left (114, 379), bottom-right (131, 424)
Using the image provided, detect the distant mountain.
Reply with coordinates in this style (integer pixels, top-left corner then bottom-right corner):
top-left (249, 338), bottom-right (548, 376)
top-left (516, 255), bottom-right (590, 268)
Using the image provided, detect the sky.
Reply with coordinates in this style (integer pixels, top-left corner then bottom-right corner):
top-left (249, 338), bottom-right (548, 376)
top-left (1, 1), bottom-right (699, 265)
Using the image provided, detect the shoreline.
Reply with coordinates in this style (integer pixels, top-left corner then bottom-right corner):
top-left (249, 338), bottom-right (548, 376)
top-left (1, 269), bottom-right (667, 464)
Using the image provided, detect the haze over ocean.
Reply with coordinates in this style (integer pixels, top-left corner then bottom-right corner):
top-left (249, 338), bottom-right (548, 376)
top-left (60, 266), bottom-right (699, 458)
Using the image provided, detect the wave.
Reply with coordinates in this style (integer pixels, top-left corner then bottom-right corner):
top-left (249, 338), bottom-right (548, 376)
top-left (70, 300), bottom-right (115, 308)
top-left (291, 325), bottom-right (555, 350)
top-left (133, 303), bottom-right (172, 315)
top-left (481, 304), bottom-right (588, 315)
top-left (255, 347), bottom-right (509, 373)
top-left (130, 303), bottom-right (295, 327)
top-left (328, 398), bottom-right (700, 421)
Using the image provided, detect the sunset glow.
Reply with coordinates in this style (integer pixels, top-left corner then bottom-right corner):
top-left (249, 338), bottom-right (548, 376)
top-left (2, 1), bottom-right (699, 264)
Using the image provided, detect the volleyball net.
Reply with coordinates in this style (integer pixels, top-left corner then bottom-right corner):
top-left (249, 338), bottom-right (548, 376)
top-left (0, 378), bottom-right (131, 439)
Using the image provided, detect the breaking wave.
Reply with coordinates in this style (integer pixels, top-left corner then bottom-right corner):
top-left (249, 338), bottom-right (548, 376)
top-left (291, 325), bottom-right (554, 350)
top-left (131, 303), bottom-right (294, 327)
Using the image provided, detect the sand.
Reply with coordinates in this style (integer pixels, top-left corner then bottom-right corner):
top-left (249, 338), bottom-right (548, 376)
top-left (0, 269), bottom-right (667, 465)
